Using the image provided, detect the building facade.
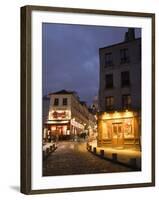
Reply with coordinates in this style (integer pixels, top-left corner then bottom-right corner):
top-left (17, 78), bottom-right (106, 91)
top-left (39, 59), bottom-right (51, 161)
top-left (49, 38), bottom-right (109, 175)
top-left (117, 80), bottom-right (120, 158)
top-left (44, 90), bottom-right (96, 140)
top-left (91, 95), bottom-right (99, 114)
top-left (98, 28), bottom-right (141, 149)
top-left (42, 95), bottom-right (50, 141)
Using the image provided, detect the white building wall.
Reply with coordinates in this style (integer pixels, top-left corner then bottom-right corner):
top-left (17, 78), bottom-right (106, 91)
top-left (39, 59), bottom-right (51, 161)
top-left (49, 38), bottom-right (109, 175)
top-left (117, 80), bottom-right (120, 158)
top-left (47, 92), bottom-right (96, 135)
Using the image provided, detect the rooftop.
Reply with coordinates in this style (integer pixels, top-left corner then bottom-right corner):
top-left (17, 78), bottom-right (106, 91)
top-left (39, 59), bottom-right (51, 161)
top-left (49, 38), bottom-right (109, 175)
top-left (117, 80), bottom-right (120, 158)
top-left (49, 89), bottom-right (75, 95)
top-left (99, 37), bottom-right (141, 51)
top-left (99, 28), bottom-right (141, 51)
top-left (48, 89), bottom-right (96, 115)
top-left (43, 95), bottom-right (50, 100)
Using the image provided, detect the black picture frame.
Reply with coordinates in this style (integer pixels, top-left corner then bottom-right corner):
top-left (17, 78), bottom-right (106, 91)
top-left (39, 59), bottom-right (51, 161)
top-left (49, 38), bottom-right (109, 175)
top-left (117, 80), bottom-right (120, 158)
top-left (21, 5), bottom-right (155, 194)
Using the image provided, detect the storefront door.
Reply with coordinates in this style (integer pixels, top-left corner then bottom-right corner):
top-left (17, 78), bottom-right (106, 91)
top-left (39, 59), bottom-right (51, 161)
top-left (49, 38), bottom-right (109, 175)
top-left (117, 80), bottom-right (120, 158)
top-left (56, 126), bottom-right (63, 135)
top-left (112, 123), bottom-right (124, 147)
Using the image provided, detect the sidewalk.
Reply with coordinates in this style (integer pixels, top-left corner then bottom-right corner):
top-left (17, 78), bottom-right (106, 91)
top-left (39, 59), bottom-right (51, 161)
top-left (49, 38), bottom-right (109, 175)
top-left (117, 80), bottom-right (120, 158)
top-left (43, 142), bottom-right (57, 159)
top-left (87, 141), bottom-right (141, 170)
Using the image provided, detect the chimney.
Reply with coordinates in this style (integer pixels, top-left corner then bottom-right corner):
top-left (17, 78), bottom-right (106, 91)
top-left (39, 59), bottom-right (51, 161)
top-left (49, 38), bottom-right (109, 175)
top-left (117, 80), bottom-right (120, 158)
top-left (124, 28), bottom-right (135, 42)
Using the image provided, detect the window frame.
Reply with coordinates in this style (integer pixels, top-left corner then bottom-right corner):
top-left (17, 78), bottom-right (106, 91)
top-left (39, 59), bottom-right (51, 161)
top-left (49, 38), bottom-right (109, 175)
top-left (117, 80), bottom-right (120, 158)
top-left (120, 48), bottom-right (129, 64)
top-left (105, 96), bottom-right (114, 110)
top-left (105, 52), bottom-right (113, 67)
top-left (105, 74), bottom-right (114, 89)
top-left (121, 71), bottom-right (130, 87)
top-left (54, 98), bottom-right (59, 106)
top-left (122, 94), bottom-right (131, 109)
top-left (63, 98), bottom-right (68, 106)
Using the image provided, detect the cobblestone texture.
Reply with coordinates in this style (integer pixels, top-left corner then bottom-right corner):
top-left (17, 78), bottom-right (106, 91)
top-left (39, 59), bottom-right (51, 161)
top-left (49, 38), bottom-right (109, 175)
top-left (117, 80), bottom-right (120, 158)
top-left (43, 141), bottom-right (132, 176)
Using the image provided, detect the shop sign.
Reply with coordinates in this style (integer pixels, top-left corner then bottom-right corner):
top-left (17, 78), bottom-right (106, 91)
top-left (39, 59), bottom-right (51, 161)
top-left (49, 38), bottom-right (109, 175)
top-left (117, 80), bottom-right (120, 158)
top-left (71, 119), bottom-right (84, 129)
top-left (49, 110), bottom-right (70, 120)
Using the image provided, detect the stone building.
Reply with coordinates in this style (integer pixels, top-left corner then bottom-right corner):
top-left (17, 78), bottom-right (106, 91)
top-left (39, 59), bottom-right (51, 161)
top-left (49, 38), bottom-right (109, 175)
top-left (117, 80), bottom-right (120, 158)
top-left (98, 28), bottom-right (141, 149)
top-left (44, 90), bottom-right (96, 140)
top-left (42, 95), bottom-right (50, 141)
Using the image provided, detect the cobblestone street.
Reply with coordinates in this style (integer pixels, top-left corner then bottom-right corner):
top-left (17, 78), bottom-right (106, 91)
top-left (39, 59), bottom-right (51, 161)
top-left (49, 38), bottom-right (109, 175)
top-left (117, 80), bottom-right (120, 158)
top-left (43, 141), bottom-right (131, 176)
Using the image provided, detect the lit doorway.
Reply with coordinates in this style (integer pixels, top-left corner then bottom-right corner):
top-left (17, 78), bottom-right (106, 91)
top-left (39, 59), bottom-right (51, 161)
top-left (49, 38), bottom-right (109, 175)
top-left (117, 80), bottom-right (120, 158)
top-left (112, 123), bottom-right (124, 148)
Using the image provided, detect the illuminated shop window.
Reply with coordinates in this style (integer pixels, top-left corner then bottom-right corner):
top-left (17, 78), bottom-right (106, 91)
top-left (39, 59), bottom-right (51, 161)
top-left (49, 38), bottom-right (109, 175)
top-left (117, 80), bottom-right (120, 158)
top-left (107, 122), bottom-right (112, 139)
top-left (124, 119), bottom-right (134, 138)
top-left (102, 121), bottom-right (110, 139)
top-left (113, 124), bottom-right (118, 138)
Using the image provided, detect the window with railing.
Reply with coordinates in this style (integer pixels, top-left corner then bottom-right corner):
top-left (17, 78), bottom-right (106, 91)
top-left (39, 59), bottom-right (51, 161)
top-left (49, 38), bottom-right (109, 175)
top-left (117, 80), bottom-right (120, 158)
top-left (122, 94), bottom-right (131, 109)
top-left (105, 96), bottom-right (114, 110)
top-left (120, 48), bottom-right (129, 64)
top-left (105, 52), bottom-right (113, 67)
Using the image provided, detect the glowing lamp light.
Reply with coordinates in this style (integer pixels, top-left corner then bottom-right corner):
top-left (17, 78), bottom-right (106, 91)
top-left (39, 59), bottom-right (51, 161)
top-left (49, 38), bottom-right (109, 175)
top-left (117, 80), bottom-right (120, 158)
top-left (124, 110), bottom-right (133, 117)
top-left (114, 111), bottom-right (120, 117)
top-left (101, 112), bottom-right (110, 119)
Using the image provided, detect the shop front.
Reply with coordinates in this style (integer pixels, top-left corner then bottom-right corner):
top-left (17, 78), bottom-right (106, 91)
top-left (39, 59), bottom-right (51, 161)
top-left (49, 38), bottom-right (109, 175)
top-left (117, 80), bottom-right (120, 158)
top-left (50, 122), bottom-right (70, 135)
top-left (44, 109), bottom-right (71, 140)
top-left (70, 118), bottom-right (85, 136)
top-left (45, 120), bottom-right (71, 141)
top-left (97, 110), bottom-right (141, 149)
top-left (46, 119), bottom-right (85, 140)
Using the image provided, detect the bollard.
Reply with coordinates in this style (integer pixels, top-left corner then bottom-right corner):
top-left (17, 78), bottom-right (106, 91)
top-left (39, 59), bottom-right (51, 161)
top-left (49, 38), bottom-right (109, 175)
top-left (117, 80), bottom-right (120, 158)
top-left (46, 147), bottom-right (50, 155)
top-left (130, 158), bottom-right (137, 168)
top-left (52, 143), bottom-right (55, 150)
top-left (87, 145), bottom-right (90, 151)
top-left (50, 145), bottom-right (53, 152)
top-left (100, 149), bottom-right (104, 157)
top-left (112, 153), bottom-right (117, 161)
top-left (93, 147), bottom-right (96, 154)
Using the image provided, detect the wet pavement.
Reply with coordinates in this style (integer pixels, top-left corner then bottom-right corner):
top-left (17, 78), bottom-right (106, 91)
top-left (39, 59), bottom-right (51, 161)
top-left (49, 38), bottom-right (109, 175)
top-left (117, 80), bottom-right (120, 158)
top-left (43, 141), bottom-right (131, 176)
